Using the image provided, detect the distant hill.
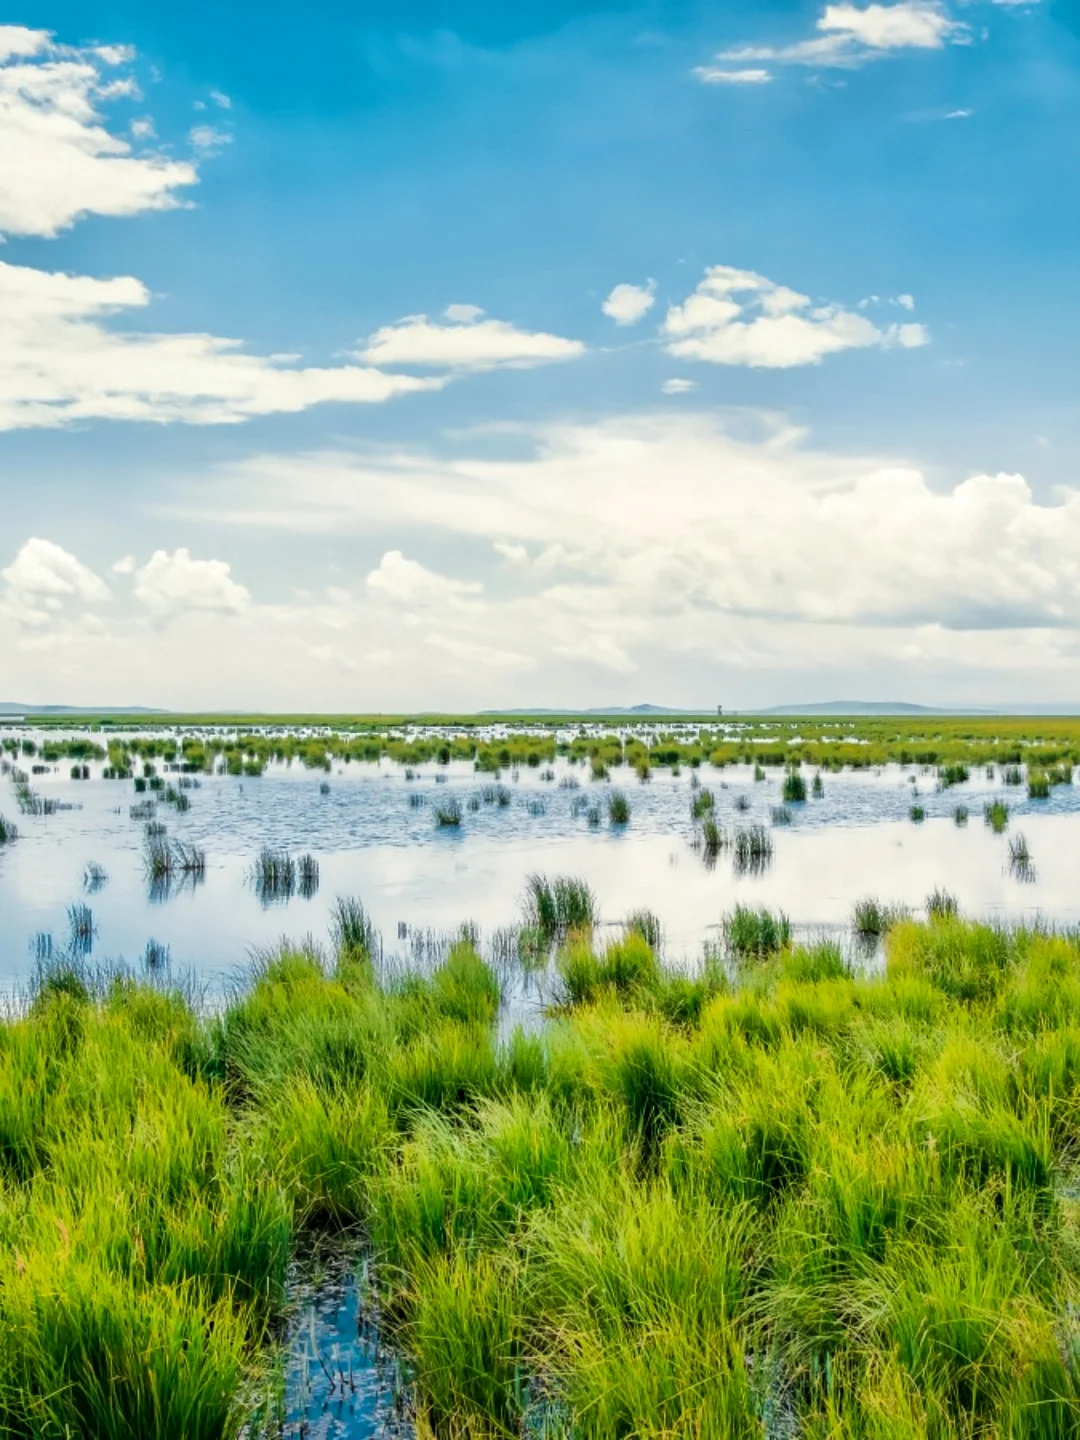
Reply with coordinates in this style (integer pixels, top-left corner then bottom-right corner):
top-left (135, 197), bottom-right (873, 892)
top-left (753, 701), bottom-right (959, 717)
top-left (0, 704), bottom-right (164, 716)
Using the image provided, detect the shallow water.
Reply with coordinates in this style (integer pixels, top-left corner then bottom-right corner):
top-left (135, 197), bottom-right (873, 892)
top-left (1, 746), bottom-right (1078, 997)
top-left (268, 1249), bottom-right (412, 1440)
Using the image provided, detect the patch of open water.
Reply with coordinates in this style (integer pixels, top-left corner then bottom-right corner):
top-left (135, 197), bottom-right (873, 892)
top-left (1, 750), bottom-right (1077, 997)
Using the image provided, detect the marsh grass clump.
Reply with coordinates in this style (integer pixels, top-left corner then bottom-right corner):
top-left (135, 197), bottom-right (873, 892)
top-left (607, 791), bottom-right (631, 825)
top-left (1028, 771), bottom-right (1051, 799)
top-left (926, 887), bottom-right (959, 921)
top-left (753, 763), bottom-right (766, 782)
top-left (297, 853), bottom-right (319, 899)
top-left (853, 897), bottom-right (908, 938)
top-left (67, 902), bottom-right (95, 955)
top-left (524, 873), bottom-right (597, 939)
top-left (691, 788), bottom-right (715, 821)
top-left (409, 791), bottom-right (426, 808)
top-left (985, 799), bottom-right (1010, 834)
top-left (938, 763), bottom-right (970, 788)
top-left (783, 771), bottom-right (807, 803)
top-left (253, 847), bottom-right (296, 901)
top-left (0, 813), bottom-right (17, 843)
top-left (526, 798), bottom-right (547, 817)
top-left (481, 784), bottom-right (512, 807)
top-left (732, 824), bottom-right (772, 873)
top-left (954, 804), bottom-right (969, 826)
top-left (1003, 764), bottom-right (1024, 786)
top-left (733, 793), bottom-right (751, 812)
top-left (142, 937), bottom-right (170, 969)
top-left (771, 805), bottom-right (793, 826)
top-left (723, 903), bottom-right (790, 957)
top-left (811, 772), bottom-right (824, 798)
top-left (696, 815), bottom-right (726, 863)
top-left (434, 797), bottom-right (463, 828)
top-left (909, 804), bottom-right (926, 823)
top-left (625, 908), bottom-right (662, 951)
top-left (1008, 832), bottom-right (1035, 881)
top-left (330, 895), bottom-right (378, 961)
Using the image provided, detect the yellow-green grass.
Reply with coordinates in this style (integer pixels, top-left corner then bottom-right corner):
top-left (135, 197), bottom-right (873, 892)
top-left (5, 915), bottom-right (1080, 1435)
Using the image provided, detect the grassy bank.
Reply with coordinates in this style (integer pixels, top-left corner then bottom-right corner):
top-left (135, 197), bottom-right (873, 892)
top-left (3, 908), bottom-right (1080, 1436)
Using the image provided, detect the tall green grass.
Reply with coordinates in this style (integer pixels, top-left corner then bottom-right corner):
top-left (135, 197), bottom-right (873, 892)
top-left (6, 912), bottom-right (1080, 1436)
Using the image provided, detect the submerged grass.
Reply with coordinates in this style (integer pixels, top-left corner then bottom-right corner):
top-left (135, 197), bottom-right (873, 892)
top-left (8, 907), bottom-right (1080, 1436)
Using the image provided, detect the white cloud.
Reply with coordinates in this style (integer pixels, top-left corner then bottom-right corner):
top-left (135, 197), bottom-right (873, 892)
top-left (0, 26), bottom-right (198, 238)
top-left (209, 89), bottom-right (231, 108)
top-left (133, 548), bottom-right (250, 618)
top-left (661, 263), bottom-right (929, 368)
top-left (358, 312), bottom-right (585, 372)
top-left (0, 259), bottom-right (445, 430)
top-left (707, 3), bottom-right (968, 74)
top-left (189, 124), bottom-right (231, 150)
top-left (444, 303), bottom-right (485, 322)
top-left (602, 281), bottom-right (656, 326)
top-left (693, 67), bottom-right (773, 84)
top-left (366, 550), bottom-right (482, 606)
top-left (494, 540), bottom-right (528, 563)
top-left (897, 293), bottom-right (915, 310)
top-left (130, 116), bottom-right (155, 139)
top-left (661, 378), bottom-right (697, 395)
top-left (13, 412), bottom-right (1080, 705)
top-left (111, 555), bottom-right (135, 574)
top-left (1, 537), bottom-right (109, 626)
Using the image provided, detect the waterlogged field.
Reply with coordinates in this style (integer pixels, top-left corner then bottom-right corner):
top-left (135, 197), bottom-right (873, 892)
top-left (2, 716), bottom-right (1080, 994)
top-left (6, 716), bottom-right (1080, 1437)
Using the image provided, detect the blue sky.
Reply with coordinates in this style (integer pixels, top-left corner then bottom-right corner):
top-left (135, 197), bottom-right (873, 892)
top-left (1, 0), bottom-right (1079, 709)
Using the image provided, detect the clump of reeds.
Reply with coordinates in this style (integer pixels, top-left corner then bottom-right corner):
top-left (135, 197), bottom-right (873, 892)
top-left (909, 804), bottom-right (926, 823)
top-left (696, 815), bottom-right (726, 863)
top-left (481, 785), bottom-right (511, 807)
top-left (954, 804), bottom-right (969, 826)
top-left (142, 938), bottom-right (170, 970)
top-left (811, 772), bottom-right (824, 798)
top-left (1008, 832), bottom-right (1035, 880)
top-left (733, 825), bottom-right (772, 873)
top-left (331, 895), bottom-right (378, 960)
top-left (1028, 772), bottom-right (1051, 799)
top-left (734, 793), bottom-right (751, 812)
top-left (526, 798), bottom-right (546, 817)
top-left (297, 853), bottom-right (319, 899)
top-left (319, 780), bottom-right (331, 795)
top-left (524, 873), bottom-right (597, 938)
top-left (144, 832), bottom-right (206, 897)
top-left (434, 798), bottom-right (463, 828)
top-left (782, 771), bottom-right (807, 803)
top-left (771, 805), bottom-right (793, 826)
top-left (853, 897), bottom-right (907, 938)
top-left (926, 887), bottom-right (959, 920)
top-left (590, 757), bottom-right (609, 782)
top-left (626, 909), bottom-right (662, 950)
top-left (253, 848), bottom-right (296, 900)
top-left (67, 902), bottom-right (95, 954)
top-left (937, 763), bottom-right (969, 788)
top-left (409, 791), bottom-right (426, 809)
top-left (691, 789), bottom-right (715, 821)
top-left (608, 791), bottom-right (631, 825)
top-left (1003, 764), bottom-right (1023, 785)
top-left (984, 799), bottom-right (1009, 833)
top-left (0, 813), bottom-right (17, 844)
top-left (723, 903), bottom-right (790, 957)
top-left (753, 763), bottom-right (766, 782)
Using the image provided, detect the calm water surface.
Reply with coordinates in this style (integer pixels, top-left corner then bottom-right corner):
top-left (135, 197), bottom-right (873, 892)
top-left (2, 750), bottom-right (1077, 997)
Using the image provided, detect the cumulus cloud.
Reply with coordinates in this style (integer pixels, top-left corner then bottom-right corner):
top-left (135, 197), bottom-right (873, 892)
top-left (193, 411), bottom-right (1080, 642)
top-left (133, 548), bottom-right (250, 618)
top-left (357, 312), bottom-right (585, 372)
top-left (1, 537), bottom-right (109, 626)
top-left (702, 2), bottom-right (968, 79)
top-left (366, 550), bottom-right (482, 606)
top-left (0, 26), bottom-right (197, 238)
top-left (602, 281), bottom-right (656, 326)
top-left (661, 264), bottom-right (928, 368)
top-left (0, 259), bottom-right (446, 430)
